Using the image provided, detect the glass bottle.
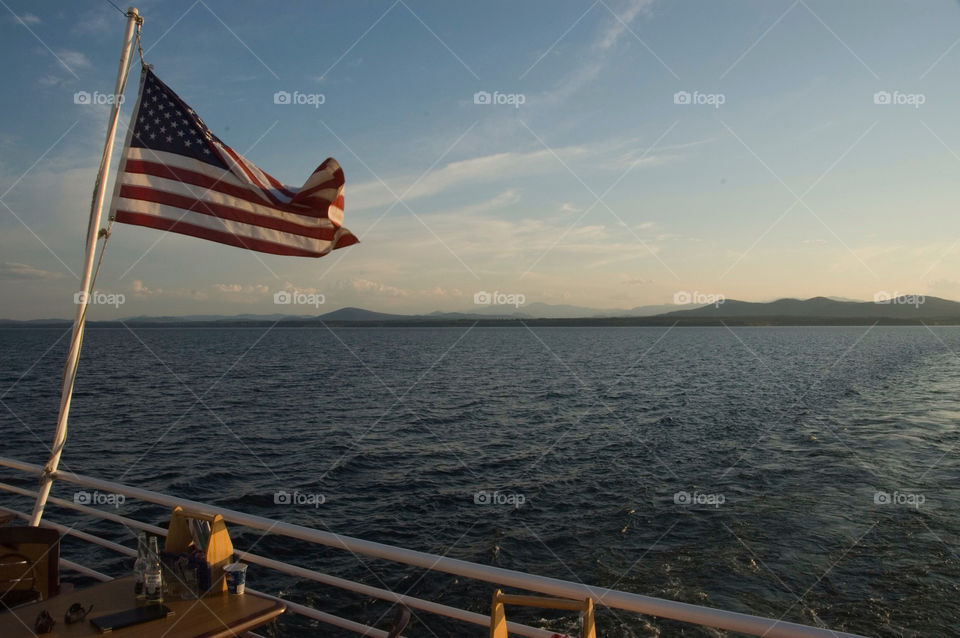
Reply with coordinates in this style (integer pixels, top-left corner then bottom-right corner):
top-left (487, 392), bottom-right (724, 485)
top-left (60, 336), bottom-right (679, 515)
top-left (133, 532), bottom-right (147, 599)
top-left (144, 535), bottom-right (164, 603)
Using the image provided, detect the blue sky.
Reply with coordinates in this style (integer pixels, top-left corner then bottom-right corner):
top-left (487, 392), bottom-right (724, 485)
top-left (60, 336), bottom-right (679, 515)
top-left (2, 0), bottom-right (960, 318)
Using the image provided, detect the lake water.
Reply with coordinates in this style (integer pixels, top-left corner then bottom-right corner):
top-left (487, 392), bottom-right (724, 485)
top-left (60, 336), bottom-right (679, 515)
top-left (1, 325), bottom-right (958, 636)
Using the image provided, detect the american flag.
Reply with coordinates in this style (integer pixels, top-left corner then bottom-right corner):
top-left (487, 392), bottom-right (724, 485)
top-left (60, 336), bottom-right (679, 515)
top-left (109, 69), bottom-right (358, 257)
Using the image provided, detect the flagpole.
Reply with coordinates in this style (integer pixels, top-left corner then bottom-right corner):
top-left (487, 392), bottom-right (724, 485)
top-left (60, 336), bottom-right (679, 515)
top-left (30, 7), bottom-right (142, 526)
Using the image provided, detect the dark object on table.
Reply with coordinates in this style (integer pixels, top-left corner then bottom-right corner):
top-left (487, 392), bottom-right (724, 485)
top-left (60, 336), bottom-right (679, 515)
top-left (89, 603), bottom-right (174, 633)
top-left (65, 601), bottom-right (94, 624)
top-left (33, 609), bottom-right (55, 634)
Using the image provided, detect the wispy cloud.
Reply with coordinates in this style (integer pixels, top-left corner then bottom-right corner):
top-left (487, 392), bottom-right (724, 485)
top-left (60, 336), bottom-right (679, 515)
top-left (453, 188), bottom-right (522, 216)
top-left (336, 278), bottom-right (462, 300)
top-left (130, 280), bottom-right (289, 304)
top-left (597, 0), bottom-right (655, 51)
top-left (343, 278), bottom-right (411, 297)
top-left (347, 131), bottom-right (681, 214)
top-left (319, 203), bottom-right (670, 312)
top-left (536, 0), bottom-right (659, 106)
top-left (0, 262), bottom-right (63, 280)
top-left (73, 12), bottom-right (110, 35)
top-left (213, 283), bottom-right (271, 295)
top-left (362, 198), bottom-right (662, 268)
top-left (349, 146), bottom-right (590, 212)
top-left (130, 280), bottom-right (209, 301)
top-left (56, 50), bottom-right (91, 69)
top-left (14, 13), bottom-right (40, 25)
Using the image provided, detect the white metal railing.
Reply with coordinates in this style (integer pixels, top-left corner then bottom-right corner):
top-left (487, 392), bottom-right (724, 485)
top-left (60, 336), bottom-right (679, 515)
top-left (0, 456), bottom-right (871, 638)
top-left (0, 492), bottom-right (552, 638)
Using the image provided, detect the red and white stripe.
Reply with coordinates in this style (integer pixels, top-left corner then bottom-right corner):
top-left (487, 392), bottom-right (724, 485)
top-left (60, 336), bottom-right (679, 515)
top-left (110, 147), bottom-right (357, 257)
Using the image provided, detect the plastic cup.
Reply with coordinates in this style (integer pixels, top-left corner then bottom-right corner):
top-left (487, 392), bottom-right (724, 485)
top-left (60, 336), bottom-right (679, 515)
top-left (223, 562), bottom-right (247, 595)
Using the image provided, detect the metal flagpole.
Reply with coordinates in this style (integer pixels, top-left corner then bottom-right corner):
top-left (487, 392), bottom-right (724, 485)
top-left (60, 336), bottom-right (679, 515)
top-left (30, 7), bottom-right (142, 526)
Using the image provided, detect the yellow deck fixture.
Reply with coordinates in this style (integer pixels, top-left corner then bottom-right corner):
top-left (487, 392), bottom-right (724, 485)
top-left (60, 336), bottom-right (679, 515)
top-left (489, 589), bottom-right (596, 638)
top-left (165, 506), bottom-right (235, 593)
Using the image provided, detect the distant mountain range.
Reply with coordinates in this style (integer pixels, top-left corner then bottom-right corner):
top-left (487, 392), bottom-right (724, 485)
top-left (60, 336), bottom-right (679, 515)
top-left (661, 296), bottom-right (959, 321)
top-left (0, 301), bottom-right (695, 324)
top-left (320, 301), bottom-right (683, 321)
top-left (3, 296), bottom-right (959, 326)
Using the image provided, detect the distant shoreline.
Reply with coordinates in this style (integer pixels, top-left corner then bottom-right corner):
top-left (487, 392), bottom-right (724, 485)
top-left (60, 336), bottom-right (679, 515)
top-left (6, 296), bottom-right (960, 327)
top-left (5, 317), bottom-right (960, 328)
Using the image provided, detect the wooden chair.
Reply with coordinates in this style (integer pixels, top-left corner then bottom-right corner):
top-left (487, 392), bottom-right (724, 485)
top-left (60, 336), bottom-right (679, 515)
top-left (0, 527), bottom-right (61, 609)
top-left (489, 589), bottom-right (596, 638)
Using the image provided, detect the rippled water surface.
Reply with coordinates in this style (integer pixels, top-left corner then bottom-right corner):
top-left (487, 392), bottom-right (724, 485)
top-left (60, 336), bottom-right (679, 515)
top-left (1, 326), bottom-right (959, 637)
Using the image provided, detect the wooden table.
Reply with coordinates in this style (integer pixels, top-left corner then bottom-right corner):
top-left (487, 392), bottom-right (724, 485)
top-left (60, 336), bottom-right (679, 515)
top-left (0, 576), bottom-right (285, 637)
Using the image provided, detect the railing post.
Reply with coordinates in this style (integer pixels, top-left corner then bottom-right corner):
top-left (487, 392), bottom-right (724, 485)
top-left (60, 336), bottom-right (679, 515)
top-left (30, 7), bottom-right (141, 526)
